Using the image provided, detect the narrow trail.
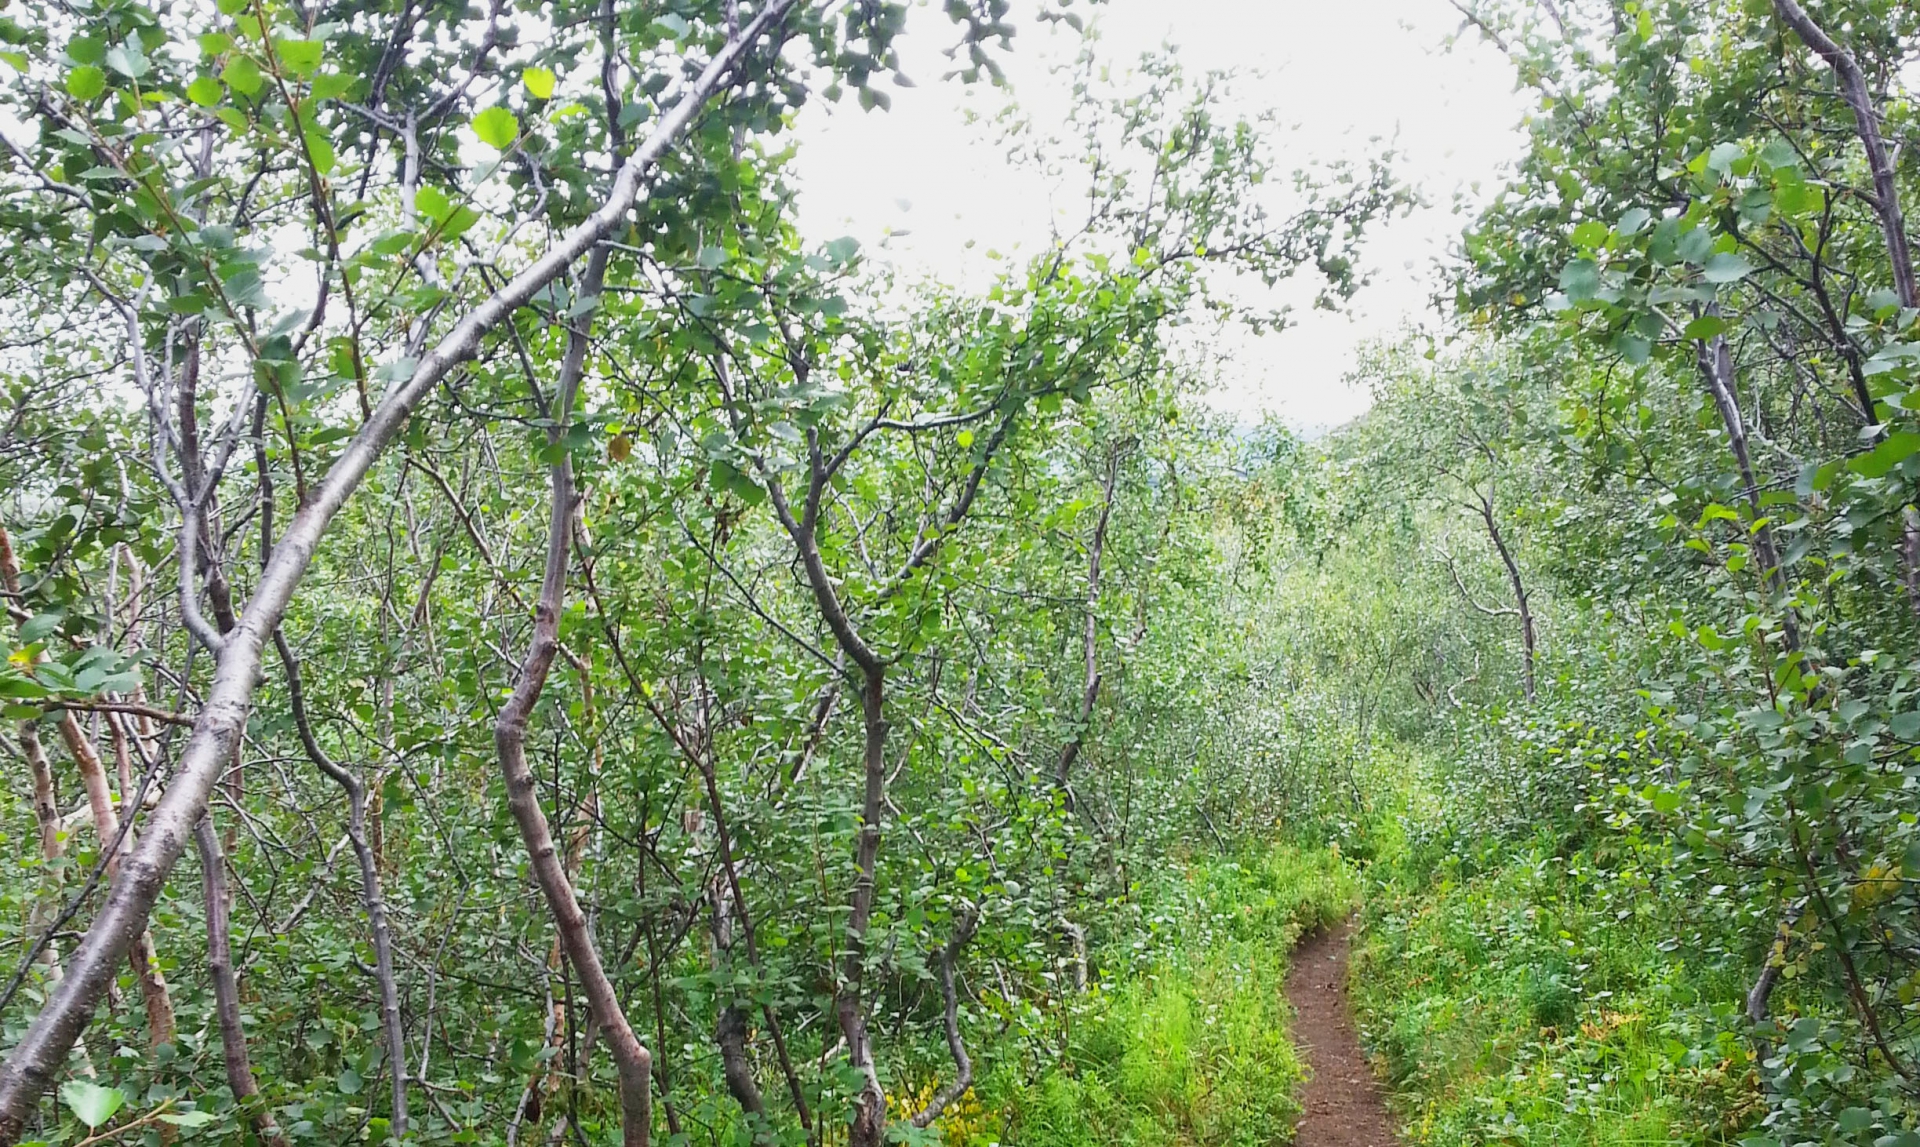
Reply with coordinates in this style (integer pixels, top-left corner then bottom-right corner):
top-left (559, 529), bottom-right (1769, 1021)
top-left (1285, 917), bottom-right (1397, 1147)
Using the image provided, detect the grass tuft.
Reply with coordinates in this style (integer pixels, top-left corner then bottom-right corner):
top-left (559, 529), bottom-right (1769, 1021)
top-left (980, 841), bottom-right (1358, 1147)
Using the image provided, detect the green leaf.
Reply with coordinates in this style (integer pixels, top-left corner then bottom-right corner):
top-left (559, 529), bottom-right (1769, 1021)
top-left (222, 268), bottom-right (270, 310)
top-left (1865, 342), bottom-right (1920, 377)
top-left (159, 1111), bottom-right (217, 1129)
top-left (1702, 252), bottom-right (1752, 284)
top-left (1706, 141), bottom-right (1743, 175)
top-left (303, 131), bottom-right (335, 175)
top-left (824, 236), bottom-right (860, 266)
top-left (523, 67), bottom-right (556, 100)
top-left (221, 54), bottom-right (264, 96)
top-left (441, 205), bottom-right (481, 239)
top-left (274, 38), bottom-right (323, 77)
top-left (471, 106), bottom-right (518, 150)
top-left (19, 612), bottom-right (61, 643)
top-left (1850, 431), bottom-right (1920, 479)
top-left (1758, 138), bottom-right (1798, 170)
top-left (1557, 258), bottom-right (1599, 304)
top-left (65, 65), bottom-right (106, 100)
top-left (414, 184), bottom-right (452, 221)
top-left (60, 1081), bottom-right (125, 1129)
top-left (311, 72), bottom-right (357, 102)
top-left (1615, 207), bottom-right (1651, 237)
top-left (337, 1067), bottom-right (363, 1095)
top-left (104, 44), bottom-right (148, 80)
top-left (186, 76), bottom-right (223, 107)
top-left (709, 460), bottom-right (766, 506)
top-left (1682, 315), bottom-right (1726, 341)
top-left (1612, 332), bottom-right (1651, 365)
top-left (0, 674), bottom-right (52, 699)
top-left (1570, 219), bottom-right (1608, 248)
top-left (1676, 226), bottom-right (1714, 265)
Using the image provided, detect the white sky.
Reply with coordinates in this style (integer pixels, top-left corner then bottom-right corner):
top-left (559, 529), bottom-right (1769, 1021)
top-left (789, 0), bottom-right (1530, 430)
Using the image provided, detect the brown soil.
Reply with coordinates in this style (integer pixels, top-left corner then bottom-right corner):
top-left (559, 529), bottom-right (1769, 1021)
top-left (1284, 917), bottom-right (1397, 1147)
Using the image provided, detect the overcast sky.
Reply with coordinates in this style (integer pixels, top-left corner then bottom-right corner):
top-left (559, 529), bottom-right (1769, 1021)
top-left (787, 0), bottom-right (1531, 430)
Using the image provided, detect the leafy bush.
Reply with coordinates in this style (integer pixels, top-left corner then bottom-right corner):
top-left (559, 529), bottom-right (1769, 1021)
top-left (1355, 808), bottom-right (1761, 1147)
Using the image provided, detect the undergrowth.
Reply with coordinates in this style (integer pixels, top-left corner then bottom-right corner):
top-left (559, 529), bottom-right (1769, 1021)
top-left (1353, 805), bottom-right (1762, 1147)
top-left (975, 841), bottom-right (1357, 1147)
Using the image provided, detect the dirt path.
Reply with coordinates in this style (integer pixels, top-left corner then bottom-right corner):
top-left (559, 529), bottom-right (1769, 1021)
top-left (1285, 917), bottom-right (1397, 1147)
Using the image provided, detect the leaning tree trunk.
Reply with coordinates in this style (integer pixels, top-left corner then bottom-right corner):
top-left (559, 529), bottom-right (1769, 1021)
top-left (1696, 333), bottom-right (1799, 648)
top-left (14, 721), bottom-right (95, 1081)
top-left (1055, 447), bottom-right (1119, 795)
top-left (52, 714), bottom-right (178, 1055)
top-left (1773, 0), bottom-right (1916, 310)
top-left (1474, 492), bottom-right (1537, 702)
top-left (0, 8), bottom-right (801, 1132)
top-left (3, 524), bottom-right (90, 1079)
top-left (836, 669), bottom-right (892, 1147)
top-left (1695, 330), bottom-right (1809, 1044)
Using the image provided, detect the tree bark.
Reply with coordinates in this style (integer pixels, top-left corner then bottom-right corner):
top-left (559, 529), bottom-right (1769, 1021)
top-left (3, 522), bottom-right (84, 1073)
top-left (0, 526), bottom-right (175, 1055)
top-left (692, 734), bottom-right (802, 1141)
top-left (1474, 492), bottom-right (1537, 701)
top-left (51, 713), bottom-right (177, 1055)
top-left (907, 910), bottom-right (978, 1129)
top-left (1772, 0), bottom-right (1920, 618)
top-left (1905, 507), bottom-right (1920, 619)
top-left (15, 722), bottom-right (95, 1081)
top-left (492, 245), bottom-right (656, 1147)
top-left (711, 887), bottom-right (768, 1127)
top-left (752, 320), bottom-right (1025, 1147)
top-left (1696, 333), bottom-right (1800, 648)
top-left (193, 818), bottom-right (290, 1147)
top-left (1055, 447), bottom-right (1119, 795)
top-left (1772, 0), bottom-right (1917, 311)
top-left (102, 716), bottom-right (176, 1056)
top-left (274, 633), bottom-right (408, 1138)
top-left (836, 669), bottom-right (891, 1147)
top-left (0, 8), bottom-right (801, 1131)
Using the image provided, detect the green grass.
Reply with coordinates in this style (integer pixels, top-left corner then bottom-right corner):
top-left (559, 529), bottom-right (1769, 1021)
top-left (981, 842), bottom-right (1358, 1147)
top-left (1351, 828), bottom-right (1761, 1147)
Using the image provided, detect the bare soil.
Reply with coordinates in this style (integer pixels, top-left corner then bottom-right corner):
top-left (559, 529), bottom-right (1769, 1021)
top-left (1284, 917), bottom-right (1398, 1147)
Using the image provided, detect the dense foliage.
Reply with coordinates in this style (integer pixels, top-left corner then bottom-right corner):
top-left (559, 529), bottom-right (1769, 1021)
top-left (1327, 2), bottom-right (1920, 1144)
top-left (6, 0), bottom-right (1920, 1145)
top-left (0, 0), bottom-right (1404, 1144)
